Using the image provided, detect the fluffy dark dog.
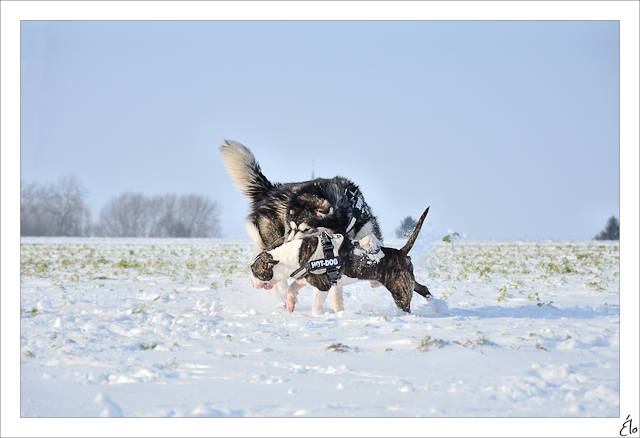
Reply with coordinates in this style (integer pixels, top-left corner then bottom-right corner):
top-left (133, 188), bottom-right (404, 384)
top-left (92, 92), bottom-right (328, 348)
top-left (251, 207), bottom-right (433, 313)
top-left (220, 139), bottom-right (383, 312)
top-left (219, 140), bottom-right (383, 250)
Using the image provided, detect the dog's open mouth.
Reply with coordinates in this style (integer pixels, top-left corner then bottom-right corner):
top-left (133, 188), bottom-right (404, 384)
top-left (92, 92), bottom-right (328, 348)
top-left (262, 282), bottom-right (274, 290)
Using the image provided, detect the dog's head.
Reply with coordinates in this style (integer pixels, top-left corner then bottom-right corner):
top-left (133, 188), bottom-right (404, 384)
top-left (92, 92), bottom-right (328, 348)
top-left (250, 252), bottom-right (280, 289)
top-left (286, 194), bottom-right (334, 241)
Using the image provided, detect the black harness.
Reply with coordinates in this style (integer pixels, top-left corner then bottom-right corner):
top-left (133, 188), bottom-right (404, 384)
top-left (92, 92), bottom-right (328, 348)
top-left (290, 231), bottom-right (343, 286)
top-left (345, 189), bottom-right (365, 234)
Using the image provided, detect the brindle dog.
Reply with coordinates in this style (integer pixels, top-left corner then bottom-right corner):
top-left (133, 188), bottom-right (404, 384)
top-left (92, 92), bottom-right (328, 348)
top-left (251, 207), bottom-right (432, 313)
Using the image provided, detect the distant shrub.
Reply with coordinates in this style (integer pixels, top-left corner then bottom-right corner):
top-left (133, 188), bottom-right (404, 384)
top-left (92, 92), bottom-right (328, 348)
top-left (395, 216), bottom-right (417, 238)
top-left (594, 216), bottom-right (619, 240)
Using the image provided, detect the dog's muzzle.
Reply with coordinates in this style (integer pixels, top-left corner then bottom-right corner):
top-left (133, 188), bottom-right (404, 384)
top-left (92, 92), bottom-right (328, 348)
top-left (250, 274), bottom-right (274, 290)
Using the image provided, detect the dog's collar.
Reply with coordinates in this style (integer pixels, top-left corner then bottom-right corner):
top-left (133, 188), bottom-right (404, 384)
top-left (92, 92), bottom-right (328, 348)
top-left (290, 231), bottom-right (343, 285)
top-left (345, 189), bottom-right (365, 234)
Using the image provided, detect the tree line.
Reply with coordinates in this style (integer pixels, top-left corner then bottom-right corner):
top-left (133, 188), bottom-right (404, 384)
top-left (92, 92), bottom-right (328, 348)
top-left (21, 175), bottom-right (221, 238)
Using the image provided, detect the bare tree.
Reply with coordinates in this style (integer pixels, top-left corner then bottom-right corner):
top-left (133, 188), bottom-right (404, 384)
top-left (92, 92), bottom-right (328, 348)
top-left (176, 194), bottom-right (221, 237)
top-left (95, 192), bottom-right (149, 237)
top-left (21, 180), bottom-right (50, 236)
top-left (147, 193), bottom-right (221, 238)
top-left (21, 175), bottom-right (92, 236)
top-left (147, 194), bottom-right (179, 238)
top-left (48, 175), bottom-right (92, 236)
top-left (96, 192), bottom-right (221, 238)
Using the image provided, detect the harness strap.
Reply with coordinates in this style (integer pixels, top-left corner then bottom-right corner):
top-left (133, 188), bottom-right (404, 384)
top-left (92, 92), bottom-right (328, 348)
top-left (320, 232), bottom-right (341, 285)
top-left (290, 264), bottom-right (307, 280)
top-left (344, 189), bottom-right (365, 234)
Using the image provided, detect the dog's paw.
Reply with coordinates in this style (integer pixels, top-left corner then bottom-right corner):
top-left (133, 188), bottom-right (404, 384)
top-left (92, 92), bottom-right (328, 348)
top-left (286, 293), bottom-right (297, 313)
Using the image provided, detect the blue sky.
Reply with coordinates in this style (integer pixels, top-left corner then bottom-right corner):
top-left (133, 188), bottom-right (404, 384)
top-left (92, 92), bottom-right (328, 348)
top-left (20, 20), bottom-right (621, 240)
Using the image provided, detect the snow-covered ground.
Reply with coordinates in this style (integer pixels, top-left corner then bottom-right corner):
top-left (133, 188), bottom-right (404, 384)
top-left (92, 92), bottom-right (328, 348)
top-left (15, 236), bottom-right (632, 430)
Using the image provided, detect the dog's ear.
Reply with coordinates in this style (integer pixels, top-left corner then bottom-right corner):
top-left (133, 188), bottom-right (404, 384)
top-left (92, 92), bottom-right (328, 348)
top-left (315, 199), bottom-right (334, 219)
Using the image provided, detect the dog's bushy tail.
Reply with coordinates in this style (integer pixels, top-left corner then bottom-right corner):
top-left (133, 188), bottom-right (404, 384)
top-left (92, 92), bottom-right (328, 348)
top-left (400, 206), bottom-right (430, 255)
top-left (220, 140), bottom-right (273, 201)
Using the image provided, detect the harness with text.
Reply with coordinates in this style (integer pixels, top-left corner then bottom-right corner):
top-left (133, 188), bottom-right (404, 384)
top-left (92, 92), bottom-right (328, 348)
top-left (290, 232), bottom-right (344, 285)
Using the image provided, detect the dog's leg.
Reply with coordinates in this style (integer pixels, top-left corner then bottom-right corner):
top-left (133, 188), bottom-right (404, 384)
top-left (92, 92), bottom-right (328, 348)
top-left (269, 280), bottom-right (288, 307)
top-left (329, 285), bottom-right (344, 312)
top-left (286, 292), bottom-right (296, 313)
top-left (311, 288), bottom-right (329, 315)
top-left (286, 281), bottom-right (305, 313)
top-left (414, 281), bottom-right (432, 300)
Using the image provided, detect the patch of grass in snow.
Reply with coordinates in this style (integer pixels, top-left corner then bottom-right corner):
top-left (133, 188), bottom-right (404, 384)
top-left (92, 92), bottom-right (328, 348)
top-left (495, 286), bottom-right (512, 302)
top-left (131, 303), bottom-right (146, 314)
top-left (453, 335), bottom-right (494, 349)
top-left (117, 258), bottom-right (142, 269)
top-left (417, 334), bottom-right (447, 352)
top-left (584, 281), bottom-right (607, 292)
top-left (474, 335), bottom-right (493, 346)
top-left (534, 340), bottom-right (547, 351)
top-left (140, 342), bottom-right (157, 350)
top-left (327, 343), bottom-right (357, 353)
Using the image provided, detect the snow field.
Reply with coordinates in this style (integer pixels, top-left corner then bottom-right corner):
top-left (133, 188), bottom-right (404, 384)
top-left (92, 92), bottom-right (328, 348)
top-left (19, 237), bottom-right (620, 418)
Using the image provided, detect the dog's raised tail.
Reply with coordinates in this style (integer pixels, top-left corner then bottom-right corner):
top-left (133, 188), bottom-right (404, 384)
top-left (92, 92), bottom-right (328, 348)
top-left (400, 206), bottom-right (430, 255)
top-left (219, 140), bottom-right (273, 201)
